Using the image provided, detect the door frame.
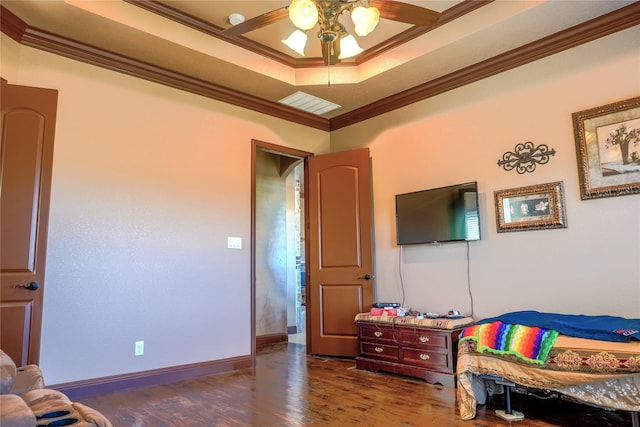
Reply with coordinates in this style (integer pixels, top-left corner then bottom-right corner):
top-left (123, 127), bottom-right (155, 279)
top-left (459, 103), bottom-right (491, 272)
top-left (251, 139), bottom-right (313, 365)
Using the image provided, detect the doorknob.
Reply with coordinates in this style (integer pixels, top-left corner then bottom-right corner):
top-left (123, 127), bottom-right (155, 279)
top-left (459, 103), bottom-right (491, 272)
top-left (15, 282), bottom-right (39, 291)
top-left (359, 274), bottom-right (373, 280)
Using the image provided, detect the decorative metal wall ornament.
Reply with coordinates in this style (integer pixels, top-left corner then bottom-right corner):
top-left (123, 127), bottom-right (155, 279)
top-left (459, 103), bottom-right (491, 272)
top-left (497, 141), bottom-right (556, 174)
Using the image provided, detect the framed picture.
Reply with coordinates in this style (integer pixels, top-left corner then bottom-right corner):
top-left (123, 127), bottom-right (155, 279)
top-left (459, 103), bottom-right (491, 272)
top-left (494, 181), bottom-right (567, 233)
top-left (572, 96), bottom-right (640, 200)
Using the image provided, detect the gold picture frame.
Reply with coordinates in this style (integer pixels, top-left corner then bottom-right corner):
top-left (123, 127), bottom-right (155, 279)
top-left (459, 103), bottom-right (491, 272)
top-left (572, 96), bottom-right (640, 200)
top-left (494, 181), bottom-right (567, 233)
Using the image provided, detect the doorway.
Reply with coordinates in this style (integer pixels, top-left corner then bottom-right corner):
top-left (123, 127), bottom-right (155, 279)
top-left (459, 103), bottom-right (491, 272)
top-left (252, 143), bottom-right (375, 360)
top-left (252, 140), bottom-right (312, 358)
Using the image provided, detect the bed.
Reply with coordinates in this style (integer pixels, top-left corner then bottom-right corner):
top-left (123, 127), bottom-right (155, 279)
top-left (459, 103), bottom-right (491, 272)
top-left (456, 311), bottom-right (640, 425)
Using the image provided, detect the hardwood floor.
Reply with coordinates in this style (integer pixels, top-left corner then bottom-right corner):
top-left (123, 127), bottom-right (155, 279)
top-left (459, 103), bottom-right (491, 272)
top-left (78, 342), bottom-right (634, 426)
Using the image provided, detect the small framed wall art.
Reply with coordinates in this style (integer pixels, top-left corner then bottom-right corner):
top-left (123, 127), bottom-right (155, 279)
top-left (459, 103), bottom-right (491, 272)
top-left (572, 96), bottom-right (640, 200)
top-left (494, 181), bottom-right (568, 233)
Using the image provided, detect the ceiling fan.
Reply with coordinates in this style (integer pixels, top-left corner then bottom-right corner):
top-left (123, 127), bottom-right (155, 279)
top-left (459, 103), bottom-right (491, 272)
top-left (222, 0), bottom-right (441, 65)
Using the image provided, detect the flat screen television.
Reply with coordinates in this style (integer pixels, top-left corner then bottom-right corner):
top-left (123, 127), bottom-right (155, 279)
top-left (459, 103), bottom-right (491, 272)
top-left (395, 181), bottom-right (481, 245)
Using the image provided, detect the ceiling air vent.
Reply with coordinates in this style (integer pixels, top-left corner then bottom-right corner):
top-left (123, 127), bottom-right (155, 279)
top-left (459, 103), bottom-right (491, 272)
top-left (278, 91), bottom-right (341, 116)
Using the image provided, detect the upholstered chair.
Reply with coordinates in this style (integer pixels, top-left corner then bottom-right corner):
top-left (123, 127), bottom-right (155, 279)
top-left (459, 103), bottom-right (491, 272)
top-left (1, 349), bottom-right (113, 427)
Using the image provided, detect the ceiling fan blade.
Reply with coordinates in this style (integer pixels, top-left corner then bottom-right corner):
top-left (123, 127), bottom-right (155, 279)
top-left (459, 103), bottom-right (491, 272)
top-left (369, 0), bottom-right (441, 27)
top-left (321, 38), bottom-right (342, 66)
top-left (222, 6), bottom-right (290, 37)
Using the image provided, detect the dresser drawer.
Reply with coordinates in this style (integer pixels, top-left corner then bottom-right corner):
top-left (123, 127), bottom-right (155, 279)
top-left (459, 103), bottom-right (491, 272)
top-left (401, 347), bottom-right (453, 372)
top-left (359, 324), bottom-right (398, 343)
top-left (400, 329), bottom-right (450, 350)
top-left (360, 342), bottom-right (400, 362)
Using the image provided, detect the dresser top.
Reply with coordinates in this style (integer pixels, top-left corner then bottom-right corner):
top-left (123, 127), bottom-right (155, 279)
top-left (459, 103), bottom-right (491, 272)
top-left (355, 313), bottom-right (474, 330)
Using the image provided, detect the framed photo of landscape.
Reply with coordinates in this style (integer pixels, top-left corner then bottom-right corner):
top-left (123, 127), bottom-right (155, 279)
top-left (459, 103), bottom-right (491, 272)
top-left (572, 96), bottom-right (640, 200)
top-left (494, 181), bottom-right (567, 233)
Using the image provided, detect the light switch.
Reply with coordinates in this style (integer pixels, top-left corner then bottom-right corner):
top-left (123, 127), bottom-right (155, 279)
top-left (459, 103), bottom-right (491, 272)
top-left (227, 237), bottom-right (242, 249)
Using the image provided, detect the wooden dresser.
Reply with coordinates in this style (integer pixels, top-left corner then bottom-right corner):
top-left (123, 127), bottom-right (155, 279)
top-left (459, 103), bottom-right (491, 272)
top-left (356, 317), bottom-right (466, 388)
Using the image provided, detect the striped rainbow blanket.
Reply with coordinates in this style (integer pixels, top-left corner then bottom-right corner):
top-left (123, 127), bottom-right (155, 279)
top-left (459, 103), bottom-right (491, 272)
top-left (460, 321), bottom-right (559, 365)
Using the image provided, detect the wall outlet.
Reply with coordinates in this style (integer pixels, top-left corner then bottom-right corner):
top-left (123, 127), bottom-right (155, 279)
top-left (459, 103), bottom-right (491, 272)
top-left (135, 340), bottom-right (144, 356)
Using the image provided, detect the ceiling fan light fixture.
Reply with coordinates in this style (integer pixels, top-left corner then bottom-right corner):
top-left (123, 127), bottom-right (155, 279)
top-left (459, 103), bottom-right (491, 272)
top-left (289, 0), bottom-right (319, 30)
top-left (338, 34), bottom-right (363, 59)
top-left (282, 29), bottom-right (308, 56)
top-left (351, 5), bottom-right (379, 36)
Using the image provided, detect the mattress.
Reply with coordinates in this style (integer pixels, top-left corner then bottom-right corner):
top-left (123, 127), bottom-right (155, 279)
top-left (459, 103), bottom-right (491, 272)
top-left (457, 334), bottom-right (640, 420)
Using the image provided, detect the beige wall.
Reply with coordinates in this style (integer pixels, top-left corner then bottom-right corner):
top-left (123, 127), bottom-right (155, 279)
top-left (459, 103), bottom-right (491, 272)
top-left (331, 26), bottom-right (640, 319)
top-left (2, 23), bottom-right (639, 388)
top-left (1, 34), bottom-right (329, 385)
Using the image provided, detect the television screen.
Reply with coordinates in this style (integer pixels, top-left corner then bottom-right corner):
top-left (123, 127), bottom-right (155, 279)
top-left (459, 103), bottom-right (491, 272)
top-left (395, 182), bottom-right (481, 245)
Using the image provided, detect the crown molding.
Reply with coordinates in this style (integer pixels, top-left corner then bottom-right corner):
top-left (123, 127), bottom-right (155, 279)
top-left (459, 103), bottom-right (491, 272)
top-left (0, 6), bottom-right (330, 131)
top-left (356, 0), bottom-right (492, 64)
top-left (330, 2), bottom-right (640, 130)
top-left (125, 0), bottom-right (299, 67)
top-left (2, 3), bottom-right (639, 131)
top-left (0, 4), bottom-right (27, 42)
top-left (127, 0), bottom-right (491, 69)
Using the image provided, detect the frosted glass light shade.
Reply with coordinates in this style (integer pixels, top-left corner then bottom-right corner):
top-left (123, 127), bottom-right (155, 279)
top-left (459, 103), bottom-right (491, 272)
top-left (338, 34), bottom-right (363, 59)
top-left (289, 0), bottom-right (318, 30)
top-left (351, 6), bottom-right (379, 36)
top-left (282, 30), bottom-right (308, 56)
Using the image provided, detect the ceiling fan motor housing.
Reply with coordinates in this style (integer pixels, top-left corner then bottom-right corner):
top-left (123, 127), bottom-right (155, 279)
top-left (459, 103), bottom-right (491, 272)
top-left (316, 1), bottom-right (350, 44)
top-left (319, 30), bottom-right (338, 43)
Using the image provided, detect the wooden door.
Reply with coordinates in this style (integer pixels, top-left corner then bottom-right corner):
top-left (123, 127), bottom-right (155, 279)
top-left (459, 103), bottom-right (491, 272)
top-left (307, 148), bottom-right (374, 357)
top-left (0, 81), bottom-right (58, 366)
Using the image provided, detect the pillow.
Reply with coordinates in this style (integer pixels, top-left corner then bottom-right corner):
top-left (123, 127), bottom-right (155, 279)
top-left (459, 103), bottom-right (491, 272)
top-left (0, 350), bottom-right (17, 394)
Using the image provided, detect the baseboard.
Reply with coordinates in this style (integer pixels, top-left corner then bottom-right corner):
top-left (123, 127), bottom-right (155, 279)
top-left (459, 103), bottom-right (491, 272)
top-left (256, 333), bottom-right (287, 347)
top-left (50, 354), bottom-right (252, 400)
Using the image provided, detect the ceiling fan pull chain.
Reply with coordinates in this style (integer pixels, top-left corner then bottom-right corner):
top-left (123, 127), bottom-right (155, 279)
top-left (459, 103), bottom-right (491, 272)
top-left (327, 43), bottom-right (331, 87)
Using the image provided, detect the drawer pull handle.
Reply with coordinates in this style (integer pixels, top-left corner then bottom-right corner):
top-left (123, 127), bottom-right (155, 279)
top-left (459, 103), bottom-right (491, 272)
top-left (374, 331), bottom-right (383, 337)
top-left (374, 347), bottom-right (383, 353)
top-left (420, 353), bottom-right (430, 360)
top-left (419, 336), bottom-right (429, 343)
